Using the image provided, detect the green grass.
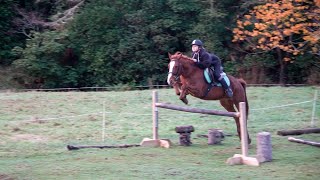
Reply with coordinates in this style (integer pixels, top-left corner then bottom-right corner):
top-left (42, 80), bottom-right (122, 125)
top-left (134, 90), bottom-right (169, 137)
top-left (0, 87), bottom-right (319, 179)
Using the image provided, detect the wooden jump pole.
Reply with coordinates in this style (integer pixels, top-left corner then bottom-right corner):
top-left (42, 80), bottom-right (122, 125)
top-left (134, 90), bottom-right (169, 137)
top-left (155, 103), bottom-right (240, 118)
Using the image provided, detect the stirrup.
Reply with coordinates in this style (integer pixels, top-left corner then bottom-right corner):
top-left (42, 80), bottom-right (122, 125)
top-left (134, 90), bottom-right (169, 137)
top-left (225, 88), bottom-right (233, 98)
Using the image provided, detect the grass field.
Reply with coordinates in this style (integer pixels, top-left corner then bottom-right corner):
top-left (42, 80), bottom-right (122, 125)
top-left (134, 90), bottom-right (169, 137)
top-left (0, 87), bottom-right (319, 179)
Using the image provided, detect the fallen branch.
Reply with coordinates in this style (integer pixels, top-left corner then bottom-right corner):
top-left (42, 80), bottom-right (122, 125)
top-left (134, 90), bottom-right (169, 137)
top-left (288, 137), bottom-right (320, 148)
top-left (277, 128), bottom-right (320, 136)
top-left (67, 144), bottom-right (140, 150)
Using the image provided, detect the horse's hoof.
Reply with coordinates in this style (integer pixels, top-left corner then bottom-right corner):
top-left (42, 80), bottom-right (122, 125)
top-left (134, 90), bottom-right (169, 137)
top-left (181, 98), bottom-right (188, 105)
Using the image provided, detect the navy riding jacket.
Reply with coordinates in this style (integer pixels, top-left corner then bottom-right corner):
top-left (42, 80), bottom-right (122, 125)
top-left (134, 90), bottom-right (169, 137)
top-left (192, 48), bottom-right (222, 79)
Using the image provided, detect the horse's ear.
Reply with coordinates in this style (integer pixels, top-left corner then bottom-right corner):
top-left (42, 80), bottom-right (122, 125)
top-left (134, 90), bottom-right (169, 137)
top-left (168, 52), bottom-right (172, 59)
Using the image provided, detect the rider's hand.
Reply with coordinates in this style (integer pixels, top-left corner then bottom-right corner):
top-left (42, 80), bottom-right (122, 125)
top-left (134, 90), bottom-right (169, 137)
top-left (192, 58), bottom-right (197, 62)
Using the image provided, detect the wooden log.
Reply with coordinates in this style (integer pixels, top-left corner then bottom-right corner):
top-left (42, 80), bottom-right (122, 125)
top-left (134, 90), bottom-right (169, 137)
top-left (277, 128), bottom-right (320, 136)
top-left (67, 144), bottom-right (140, 150)
top-left (175, 126), bottom-right (194, 146)
top-left (256, 132), bottom-right (272, 162)
top-left (208, 129), bottom-right (224, 145)
top-left (155, 102), bottom-right (240, 118)
top-left (288, 137), bottom-right (320, 148)
top-left (175, 125), bottom-right (194, 133)
top-left (178, 133), bottom-right (192, 146)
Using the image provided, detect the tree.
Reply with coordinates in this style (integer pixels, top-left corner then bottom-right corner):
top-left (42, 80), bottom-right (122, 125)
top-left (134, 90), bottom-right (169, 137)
top-left (232, 0), bottom-right (320, 84)
top-left (68, 0), bottom-right (201, 86)
top-left (13, 30), bottom-right (79, 88)
top-left (0, 0), bottom-right (25, 65)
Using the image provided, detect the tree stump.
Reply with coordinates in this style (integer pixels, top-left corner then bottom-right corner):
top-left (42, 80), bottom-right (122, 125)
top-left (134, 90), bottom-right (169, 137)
top-left (208, 129), bottom-right (224, 145)
top-left (256, 132), bottom-right (272, 162)
top-left (175, 125), bottom-right (194, 146)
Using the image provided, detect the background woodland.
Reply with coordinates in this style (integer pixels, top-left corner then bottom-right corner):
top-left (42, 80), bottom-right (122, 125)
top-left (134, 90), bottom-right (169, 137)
top-left (0, 0), bottom-right (319, 89)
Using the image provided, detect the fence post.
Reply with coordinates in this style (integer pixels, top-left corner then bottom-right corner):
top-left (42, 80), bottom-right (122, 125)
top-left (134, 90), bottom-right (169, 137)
top-left (311, 90), bottom-right (318, 127)
top-left (152, 90), bottom-right (159, 140)
top-left (102, 101), bottom-right (106, 142)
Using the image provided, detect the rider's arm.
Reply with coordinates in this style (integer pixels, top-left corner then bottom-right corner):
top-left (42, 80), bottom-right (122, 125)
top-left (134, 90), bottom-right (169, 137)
top-left (195, 52), bottom-right (211, 69)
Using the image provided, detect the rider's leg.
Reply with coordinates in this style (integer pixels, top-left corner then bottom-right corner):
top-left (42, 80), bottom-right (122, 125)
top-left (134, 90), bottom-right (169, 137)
top-left (219, 77), bottom-right (233, 98)
top-left (213, 65), bottom-right (233, 98)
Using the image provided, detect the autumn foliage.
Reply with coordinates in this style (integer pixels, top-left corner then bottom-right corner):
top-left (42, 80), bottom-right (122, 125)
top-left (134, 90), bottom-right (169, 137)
top-left (233, 0), bottom-right (320, 61)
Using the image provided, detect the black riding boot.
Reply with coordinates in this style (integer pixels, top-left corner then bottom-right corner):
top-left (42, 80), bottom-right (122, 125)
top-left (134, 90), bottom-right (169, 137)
top-left (219, 78), bottom-right (233, 98)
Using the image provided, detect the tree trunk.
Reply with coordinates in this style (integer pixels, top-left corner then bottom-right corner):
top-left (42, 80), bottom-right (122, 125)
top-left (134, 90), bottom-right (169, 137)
top-left (277, 48), bottom-right (285, 85)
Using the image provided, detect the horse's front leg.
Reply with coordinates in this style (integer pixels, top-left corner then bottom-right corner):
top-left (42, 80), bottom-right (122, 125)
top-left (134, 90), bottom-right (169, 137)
top-left (173, 82), bottom-right (182, 96)
top-left (179, 85), bottom-right (189, 104)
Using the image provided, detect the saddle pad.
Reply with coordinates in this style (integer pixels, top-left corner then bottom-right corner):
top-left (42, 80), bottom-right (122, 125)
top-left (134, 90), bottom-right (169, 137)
top-left (204, 68), bottom-right (230, 86)
top-left (204, 68), bottom-right (213, 84)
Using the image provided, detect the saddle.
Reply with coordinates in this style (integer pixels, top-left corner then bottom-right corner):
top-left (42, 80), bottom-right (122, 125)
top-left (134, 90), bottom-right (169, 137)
top-left (204, 67), bottom-right (230, 87)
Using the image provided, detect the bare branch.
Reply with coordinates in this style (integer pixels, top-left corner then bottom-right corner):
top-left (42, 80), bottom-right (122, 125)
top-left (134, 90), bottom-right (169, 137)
top-left (11, 0), bottom-right (84, 37)
top-left (46, 0), bottom-right (84, 29)
top-left (11, 7), bottom-right (46, 37)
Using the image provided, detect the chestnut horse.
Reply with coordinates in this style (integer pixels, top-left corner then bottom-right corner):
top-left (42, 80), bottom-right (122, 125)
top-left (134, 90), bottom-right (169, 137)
top-left (167, 51), bottom-right (251, 144)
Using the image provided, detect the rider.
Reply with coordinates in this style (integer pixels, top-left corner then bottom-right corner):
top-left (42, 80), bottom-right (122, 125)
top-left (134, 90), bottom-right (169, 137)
top-left (191, 39), bottom-right (233, 98)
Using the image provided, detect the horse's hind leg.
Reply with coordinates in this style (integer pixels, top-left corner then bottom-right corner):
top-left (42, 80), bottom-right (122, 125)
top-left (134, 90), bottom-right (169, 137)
top-left (219, 99), bottom-right (246, 144)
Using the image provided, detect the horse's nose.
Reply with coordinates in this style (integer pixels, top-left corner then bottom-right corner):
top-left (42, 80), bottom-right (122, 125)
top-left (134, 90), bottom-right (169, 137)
top-left (167, 78), bottom-right (171, 86)
top-left (167, 74), bottom-right (172, 86)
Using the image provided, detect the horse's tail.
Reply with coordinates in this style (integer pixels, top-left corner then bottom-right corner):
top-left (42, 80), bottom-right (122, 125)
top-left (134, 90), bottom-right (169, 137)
top-left (239, 78), bottom-right (249, 118)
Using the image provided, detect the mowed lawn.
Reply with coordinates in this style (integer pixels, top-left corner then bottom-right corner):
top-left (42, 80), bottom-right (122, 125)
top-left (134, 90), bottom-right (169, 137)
top-left (0, 86), bottom-right (319, 180)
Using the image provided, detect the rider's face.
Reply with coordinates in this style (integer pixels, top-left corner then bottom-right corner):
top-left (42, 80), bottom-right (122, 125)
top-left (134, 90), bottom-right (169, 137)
top-left (192, 45), bottom-right (200, 52)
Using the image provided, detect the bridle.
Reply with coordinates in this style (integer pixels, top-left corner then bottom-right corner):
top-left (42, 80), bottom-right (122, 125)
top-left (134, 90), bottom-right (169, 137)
top-left (168, 55), bottom-right (183, 84)
top-left (169, 60), bottom-right (182, 80)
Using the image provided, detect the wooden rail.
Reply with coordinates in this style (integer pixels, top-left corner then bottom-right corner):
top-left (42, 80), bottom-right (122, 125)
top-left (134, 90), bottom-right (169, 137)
top-left (155, 102), bottom-right (240, 118)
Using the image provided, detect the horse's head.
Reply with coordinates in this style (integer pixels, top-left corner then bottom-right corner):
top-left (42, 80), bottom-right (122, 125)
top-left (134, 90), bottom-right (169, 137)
top-left (167, 52), bottom-right (183, 86)
top-left (167, 52), bottom-right (194, 86)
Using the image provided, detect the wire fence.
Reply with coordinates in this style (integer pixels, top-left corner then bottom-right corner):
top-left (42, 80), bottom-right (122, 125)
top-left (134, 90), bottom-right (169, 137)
top-left (4, 92), bottom-right (318, 124)
top-left (0, 88), bottom-right (318, 143)
top-left (0, 84), bottom-right (312, 93)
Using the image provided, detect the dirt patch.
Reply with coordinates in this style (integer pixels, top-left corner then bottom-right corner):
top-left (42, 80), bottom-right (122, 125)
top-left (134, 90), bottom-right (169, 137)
top-left (0, 174), bottom-right (15, 180)
top-left (11, 134), bottom-right (48, 143)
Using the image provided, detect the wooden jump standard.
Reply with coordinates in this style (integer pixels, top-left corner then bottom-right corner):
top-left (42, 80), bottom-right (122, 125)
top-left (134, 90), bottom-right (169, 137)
top-left (140, 91), bottom-right (260, 166)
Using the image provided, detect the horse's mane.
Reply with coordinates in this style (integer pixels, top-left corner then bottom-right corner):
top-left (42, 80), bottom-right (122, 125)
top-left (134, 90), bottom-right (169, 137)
top-left (172, 51), bottom-right (194, 62)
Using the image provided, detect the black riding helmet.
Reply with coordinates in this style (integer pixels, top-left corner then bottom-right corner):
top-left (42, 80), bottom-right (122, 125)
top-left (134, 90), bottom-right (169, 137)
top-left (191, 39), bottom-right (203, 46)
